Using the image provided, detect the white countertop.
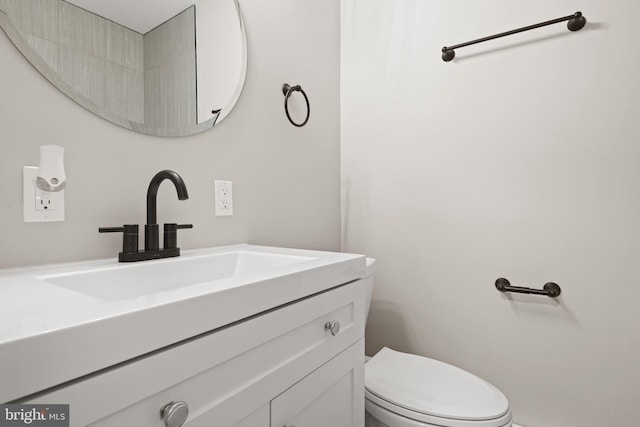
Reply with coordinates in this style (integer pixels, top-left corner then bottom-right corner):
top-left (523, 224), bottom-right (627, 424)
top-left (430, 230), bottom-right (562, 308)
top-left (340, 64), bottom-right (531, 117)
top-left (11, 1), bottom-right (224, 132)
top-left (0, 244), bottom-right (366, 402)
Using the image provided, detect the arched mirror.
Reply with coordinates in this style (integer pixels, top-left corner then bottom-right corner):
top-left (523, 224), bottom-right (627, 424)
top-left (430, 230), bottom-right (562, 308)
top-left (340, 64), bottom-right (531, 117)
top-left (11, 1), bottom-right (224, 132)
top-left (0, 0), bottom-right (247, 136)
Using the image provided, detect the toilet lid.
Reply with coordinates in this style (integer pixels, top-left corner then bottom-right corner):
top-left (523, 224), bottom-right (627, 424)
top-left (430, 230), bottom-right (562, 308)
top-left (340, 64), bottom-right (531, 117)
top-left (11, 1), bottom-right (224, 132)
top-left (365, 348), bottom-right (509, 421)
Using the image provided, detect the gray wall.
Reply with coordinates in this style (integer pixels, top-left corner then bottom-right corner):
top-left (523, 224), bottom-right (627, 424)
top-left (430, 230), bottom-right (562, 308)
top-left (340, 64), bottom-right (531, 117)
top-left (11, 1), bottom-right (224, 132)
top-left (0, 0), bottom-right (341, 268)
top-left (1, 0), bottom-right (145, 123)
top-left (144, 6), bottom-right (197, 129)
top-left (342, 0), bottom-right (640, 426)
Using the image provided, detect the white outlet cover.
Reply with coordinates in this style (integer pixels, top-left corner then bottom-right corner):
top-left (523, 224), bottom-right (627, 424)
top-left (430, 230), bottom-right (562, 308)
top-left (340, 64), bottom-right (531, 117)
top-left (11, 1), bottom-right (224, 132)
top-left (23, 166), bottom-right (65, 222)
top-left (215, 180), bottom-right (233, 216)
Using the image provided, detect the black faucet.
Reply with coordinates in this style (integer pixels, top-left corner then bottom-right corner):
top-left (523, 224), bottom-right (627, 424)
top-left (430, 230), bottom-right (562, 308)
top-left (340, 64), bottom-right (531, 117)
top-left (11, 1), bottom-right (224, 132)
top-left (99, 170), bottom-right (193, 262)
top-left (145, 170), bottom-right (190, 251)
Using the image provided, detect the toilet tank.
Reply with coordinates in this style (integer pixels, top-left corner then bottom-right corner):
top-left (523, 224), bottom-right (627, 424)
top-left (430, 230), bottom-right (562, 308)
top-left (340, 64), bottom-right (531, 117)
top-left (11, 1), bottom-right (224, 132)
top-left (363, 258), bottom-right (376, 323)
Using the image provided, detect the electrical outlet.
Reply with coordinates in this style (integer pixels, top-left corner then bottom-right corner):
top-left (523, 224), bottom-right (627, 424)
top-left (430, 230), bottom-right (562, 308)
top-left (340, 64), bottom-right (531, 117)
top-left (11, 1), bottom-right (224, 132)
top-left (215, 180), bottom-right (233, 216)
top-left (23, 166), bottom-right (65, 222)
top-left (35, 186), bottom-right (55, 211)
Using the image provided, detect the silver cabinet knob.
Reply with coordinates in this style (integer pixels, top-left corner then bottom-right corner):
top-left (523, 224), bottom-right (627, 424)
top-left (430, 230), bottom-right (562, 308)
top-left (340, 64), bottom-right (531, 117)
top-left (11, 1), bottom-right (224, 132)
top-left (325, 320), bottom-right (340, 336)
top-left (160, 401), bottom-right (189, 427)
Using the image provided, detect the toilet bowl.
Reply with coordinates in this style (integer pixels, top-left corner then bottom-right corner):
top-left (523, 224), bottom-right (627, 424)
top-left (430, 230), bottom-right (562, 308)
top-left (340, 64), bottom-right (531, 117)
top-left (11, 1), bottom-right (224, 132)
top-left (362, 258), bottom-right (520, 427)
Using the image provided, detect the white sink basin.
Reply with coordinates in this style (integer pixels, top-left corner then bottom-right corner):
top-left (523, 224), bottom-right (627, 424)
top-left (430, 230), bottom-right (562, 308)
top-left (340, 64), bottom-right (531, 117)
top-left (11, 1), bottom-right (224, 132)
top-left (0, 244), bottom-right (366, 403)
top-left (42, 250), bottom-right (314, 301)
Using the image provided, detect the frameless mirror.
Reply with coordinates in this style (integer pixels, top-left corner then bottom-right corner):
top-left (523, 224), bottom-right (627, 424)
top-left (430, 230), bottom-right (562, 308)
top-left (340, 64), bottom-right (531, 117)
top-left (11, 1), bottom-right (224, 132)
top-left (0, 0), bottom-right (247, 136)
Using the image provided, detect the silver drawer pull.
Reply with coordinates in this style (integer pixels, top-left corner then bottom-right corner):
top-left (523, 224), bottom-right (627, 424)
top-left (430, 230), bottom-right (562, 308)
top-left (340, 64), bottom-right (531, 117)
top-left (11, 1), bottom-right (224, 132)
top-left (160, 401), bottom-right (189, 427)
top-left (325, 320), bottom-right (340, 336)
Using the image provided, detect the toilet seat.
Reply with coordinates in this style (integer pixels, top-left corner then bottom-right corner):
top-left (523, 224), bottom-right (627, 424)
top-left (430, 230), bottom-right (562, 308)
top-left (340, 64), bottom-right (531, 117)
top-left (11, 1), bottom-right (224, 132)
top-left (365, 348), bottom-right (512, 427)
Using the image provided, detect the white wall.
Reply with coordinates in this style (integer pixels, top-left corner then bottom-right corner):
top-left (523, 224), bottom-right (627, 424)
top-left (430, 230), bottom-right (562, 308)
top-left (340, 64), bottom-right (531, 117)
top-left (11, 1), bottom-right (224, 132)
top-left (0, 0), bottom-right (341, 269)
top-left (342, 1), bottom-right (640, 426)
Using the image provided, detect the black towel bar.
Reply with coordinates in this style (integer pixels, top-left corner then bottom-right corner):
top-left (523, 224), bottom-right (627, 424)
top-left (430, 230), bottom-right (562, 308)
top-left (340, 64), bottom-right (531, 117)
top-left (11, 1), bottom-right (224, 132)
top-left (495, 278), bottom-right (561, 298)
top-left (442, 11), bottom-right (586, 62)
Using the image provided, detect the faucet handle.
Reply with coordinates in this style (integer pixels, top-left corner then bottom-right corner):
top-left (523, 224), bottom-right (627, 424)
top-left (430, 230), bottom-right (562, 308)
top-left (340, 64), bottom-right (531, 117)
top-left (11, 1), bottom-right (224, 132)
top-left (99, 224), bottom-right (139, 254)
top-left (163, 223), bottom-right (193, 250)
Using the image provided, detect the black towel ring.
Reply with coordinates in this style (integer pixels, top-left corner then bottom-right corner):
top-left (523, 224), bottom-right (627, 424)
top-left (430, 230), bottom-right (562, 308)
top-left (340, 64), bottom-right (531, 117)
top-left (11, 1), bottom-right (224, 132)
top-left (282, 83), bottom-right (310, 127)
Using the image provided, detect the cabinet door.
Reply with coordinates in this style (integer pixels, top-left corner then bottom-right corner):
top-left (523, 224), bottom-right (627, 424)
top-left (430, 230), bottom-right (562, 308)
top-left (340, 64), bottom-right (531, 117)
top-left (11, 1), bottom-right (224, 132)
top-left (228, 404), bottom-right (269, 427)
top-left (271, 340), bottom-right (364, 427)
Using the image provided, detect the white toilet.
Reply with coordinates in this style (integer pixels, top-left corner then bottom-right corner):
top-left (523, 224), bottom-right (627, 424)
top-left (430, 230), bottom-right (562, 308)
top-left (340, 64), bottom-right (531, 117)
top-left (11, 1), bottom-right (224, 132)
top-left (362, 258), bottom-right (522, 427)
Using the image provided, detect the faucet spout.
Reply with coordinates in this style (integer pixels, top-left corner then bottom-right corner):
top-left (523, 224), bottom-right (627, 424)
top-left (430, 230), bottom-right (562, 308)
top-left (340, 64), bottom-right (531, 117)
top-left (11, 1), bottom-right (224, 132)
top-left (146, 170), bottom-right (189, 225)
top-left (145, 170), bottom-right (189, 251)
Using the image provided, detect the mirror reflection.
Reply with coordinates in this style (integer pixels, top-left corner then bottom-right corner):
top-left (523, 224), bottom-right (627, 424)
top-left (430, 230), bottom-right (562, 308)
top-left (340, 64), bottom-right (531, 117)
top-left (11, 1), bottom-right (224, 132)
top-left (0, 0), bottom-right (247, 136)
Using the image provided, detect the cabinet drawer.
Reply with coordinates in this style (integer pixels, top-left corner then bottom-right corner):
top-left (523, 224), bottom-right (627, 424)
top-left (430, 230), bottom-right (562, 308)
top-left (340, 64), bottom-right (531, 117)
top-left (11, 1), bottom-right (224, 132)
top-left (26, 280), bottom-right (365, 426)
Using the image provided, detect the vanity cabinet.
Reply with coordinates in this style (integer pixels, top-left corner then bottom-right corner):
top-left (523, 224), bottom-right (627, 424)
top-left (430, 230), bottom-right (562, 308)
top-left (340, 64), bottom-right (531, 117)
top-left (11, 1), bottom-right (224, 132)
top-left (23, 280), bottom-right (365, 427)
